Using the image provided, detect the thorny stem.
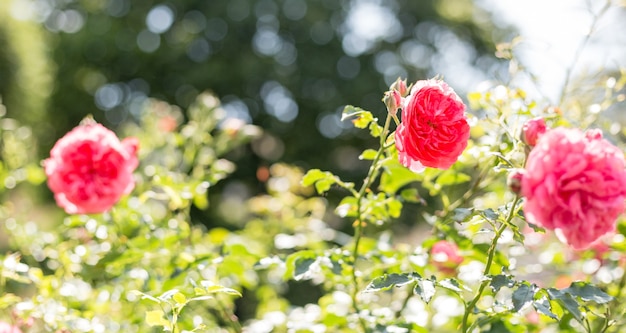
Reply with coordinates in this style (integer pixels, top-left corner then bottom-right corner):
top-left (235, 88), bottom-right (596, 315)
top-left (351, 113), bottom-right (393, 333)
top-left (461, 196), bottom-right (521, 333)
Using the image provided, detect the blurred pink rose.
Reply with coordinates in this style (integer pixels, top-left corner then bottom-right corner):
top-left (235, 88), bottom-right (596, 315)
top-left (0, 322), bottom-right (22, 333)
top-left (430, 240), bottom-right (463, 274)
top-left (395, 79), bottom-right (470, 172)
top-left (45, 121), bottom-right (139, 214)
top-left (521, 127), bottom-right (626, 249)
top-left (521, 117), bottom-right (547, 147)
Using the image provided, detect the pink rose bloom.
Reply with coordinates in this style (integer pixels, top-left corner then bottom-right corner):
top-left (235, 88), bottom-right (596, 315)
top-left (395, 79), bottom-right (470, 172)
top-left (521, 117), bottom-right (547, 147)
top-left (430, 240), bottom-right (463, 274)
top-left (44, 121), bottom-right (139, 214)
top-left (0, 322), bottom-right (22, 333)
top-left (521, 127), bottom-right (626, 249)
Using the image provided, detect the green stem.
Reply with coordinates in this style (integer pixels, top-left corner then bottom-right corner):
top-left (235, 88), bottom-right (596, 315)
top-left (351, 113), bottom-right (393, 333)
top-left (584, 317), bottom-right (593, 333)
top-left (461, 196), bottom-right (520, 333)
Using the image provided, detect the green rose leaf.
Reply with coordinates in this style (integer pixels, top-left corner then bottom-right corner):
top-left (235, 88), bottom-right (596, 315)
top-left (145, 310), bottom-right (170, 328)
top-left (285, 251), bottom-right (319, 281)
top-left (359, 149), bottom-right (378, 160)
top-left (364, 273), bottom-right (417, 292)
top-left (380, 159), bottom-right (422, 194)
top-left (301, 169), bottom-right (337, 194)
top-left (438, 278), bottom-right (464, 293)
top-left (341, 105), bottom-right (375, 129)
top-left (547, 288), bottom-right (582, 321)
top-left (489, 274), bottom-right (515, 293)
top-left (452, 208), bottom-right (474, 222)
top-left (369, 122), bottom-right (383, 137)
top-left (532, 298), bottom-right (558, 320)
top-left (414, 278), bottom-right (436, 304)
top-left (563, 281), bottom-right (613, 304)
top-left (512, 283), bottom-right (534, 312)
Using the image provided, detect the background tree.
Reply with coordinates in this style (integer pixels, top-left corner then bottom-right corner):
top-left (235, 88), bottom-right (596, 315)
top-left (0, 0), bottom-right (513, 226)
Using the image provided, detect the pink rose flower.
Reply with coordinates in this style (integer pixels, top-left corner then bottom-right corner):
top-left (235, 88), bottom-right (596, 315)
top-left (521, 117), bottom-right (547, 147)
top-left (44, 121), bottom-right (139, 214)
top-left (395, 79), bottom-right (470, 172)
top-left (430, 240), bottom-right (463, 274)
top-left (521, 127), bottom-right (626, 249)
top-left (0, 322), bottom-right (22, 333)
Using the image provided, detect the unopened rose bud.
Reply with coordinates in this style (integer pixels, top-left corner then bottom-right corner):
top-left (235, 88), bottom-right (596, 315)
top-left (507, 169), bottom-right (524, 194)
top-left (390, 77), bottom-right (409, 97)
top-left (383, 90), bottom-right (402, 116)
top-left (521, 117), bottom-right (547, 147)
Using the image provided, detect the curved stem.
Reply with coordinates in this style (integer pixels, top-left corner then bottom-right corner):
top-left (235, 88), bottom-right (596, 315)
top-left (461, 196), bottom-right (521, 333)
top-left (351, 113), bottom-right (393, 332)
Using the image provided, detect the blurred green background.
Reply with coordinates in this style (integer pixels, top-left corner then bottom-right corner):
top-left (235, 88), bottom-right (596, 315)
top-left (0, 0), bottom-right (512, 227)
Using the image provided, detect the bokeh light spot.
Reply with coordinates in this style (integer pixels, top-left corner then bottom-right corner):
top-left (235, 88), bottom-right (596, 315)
top-left (253, 28), bottom-right (283, 56)
top-left (137, 30), bottom-right (161, 53)
top-left (317, 112), bottom-right (343, 138)
top-left (182, 10), bottom-right (206, 34)
top-left (222, 97), bottom-right (252, 124)
top-left (282, 0), bottom-right (308, 20)
top-left (146, 5), bottom-right (174, 34)
top-left (107, 0), bottom-right (130, 18)
top-left (310, 21), bottom-right (333, 45)
top-left (205, 18), bottom-right (229, 41)
top-left (187, 38), bottom-right (211, 62)
top-left (95, 84), bottom-right (124, 110)
top-left (227, 0), bottom-right (251, 21)
top-left (337, 56), bottom-right (360, 79)
top-left (261, 81), bottom-right (299, 123)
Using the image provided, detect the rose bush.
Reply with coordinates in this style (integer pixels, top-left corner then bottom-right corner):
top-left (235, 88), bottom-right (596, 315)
top-left (395, 79), bottom-right (470, 172)
top-left (2, 6), bottom-right (626, 328)
top-left (44, 120), bottom-right (139, 214)
top-left (521, 127), bottom-right (626, 249)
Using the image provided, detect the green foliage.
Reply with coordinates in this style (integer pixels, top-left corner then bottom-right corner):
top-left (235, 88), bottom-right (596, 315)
top-left (0, 1), bottom-right (54, 132)
top-left (1, 2), bottom-right (626, 331)
top-left (1, 78), bottom-right (625, 332)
